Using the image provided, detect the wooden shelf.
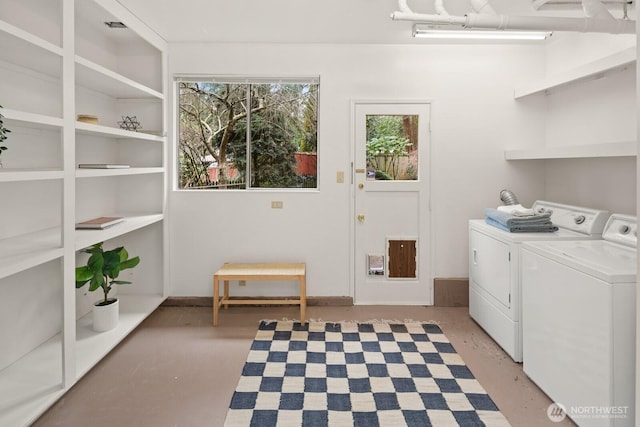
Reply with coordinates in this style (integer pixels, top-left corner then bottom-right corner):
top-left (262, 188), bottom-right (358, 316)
top-left (0, 19), bottom-right (62, 79)
top-left (514, 46), bottom-right (636, 99)
top-left (504, 141), bottom-right (637, 160)
top-left (0, 169), bottom-right (64, 183)
top-left (74, 214), bottom-right (164, 250)
top-left (76, 121), bottom-right (164, 142)
top-left (0, 228), bottom-right (62, 280)
top-left (0, 294), bottom-right (164, 427)
top-left (75, 55), bottom-right (164, 100)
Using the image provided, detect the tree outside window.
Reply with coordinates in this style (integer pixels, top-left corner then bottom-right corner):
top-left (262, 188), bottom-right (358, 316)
top-left (178, 79), bottom-right (318, 190)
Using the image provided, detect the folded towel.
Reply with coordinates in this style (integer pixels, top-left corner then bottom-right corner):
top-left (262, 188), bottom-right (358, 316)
top-left (497, 204), bottom-right (535, 216)
top-left (486, 217), bottom-right (559, 233)
top-left (485, 208), bottom-right (552, 228)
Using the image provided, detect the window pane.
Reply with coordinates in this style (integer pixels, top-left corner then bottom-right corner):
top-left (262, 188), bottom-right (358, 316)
top-left (249, 83), bottom-right (317, 188)
top-left (178, 82), bottom-right (248, 189)
top-left (177, 80), bottom-right (318, 190)
top-left (365, 115), bottom-right (418, 181)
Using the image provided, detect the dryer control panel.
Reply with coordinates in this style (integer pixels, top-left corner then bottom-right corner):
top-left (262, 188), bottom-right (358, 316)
top-left (532, 201), bottom-right (609, 236)
top-left (603, 214), bottom-right (637, 248)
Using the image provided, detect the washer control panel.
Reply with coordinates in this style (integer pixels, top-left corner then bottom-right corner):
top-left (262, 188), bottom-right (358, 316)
top-left (603, 214), bottom-right (637, 248)
top-left (532, 201), bottom-right (609, 236)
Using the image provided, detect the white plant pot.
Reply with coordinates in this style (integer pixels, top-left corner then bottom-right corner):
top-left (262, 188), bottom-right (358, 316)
top-left (92, 298), bottom-right (119, 332)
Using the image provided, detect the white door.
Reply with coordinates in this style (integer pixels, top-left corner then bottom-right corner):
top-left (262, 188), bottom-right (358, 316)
top-left (353, 102), bottom-right (431, 305)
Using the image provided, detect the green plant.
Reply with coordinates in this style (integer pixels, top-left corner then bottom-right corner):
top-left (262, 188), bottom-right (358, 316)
top-left (366, 135), bottom-right (411, 179)
top-left (0, 105), bottom-right (11, 163)
top-left (75, 242), bottom-right (141, 306)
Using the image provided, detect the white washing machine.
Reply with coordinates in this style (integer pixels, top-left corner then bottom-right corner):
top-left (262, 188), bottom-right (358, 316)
top-left (522, 214), bottom-right (636, 427)
top-left (469, 201), bottom-right (609, 362)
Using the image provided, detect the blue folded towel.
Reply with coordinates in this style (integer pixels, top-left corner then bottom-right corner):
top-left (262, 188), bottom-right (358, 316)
top-left (484, 208), bottom-right (552, 228)
top-left (486, 217), bottom-right (559, 233)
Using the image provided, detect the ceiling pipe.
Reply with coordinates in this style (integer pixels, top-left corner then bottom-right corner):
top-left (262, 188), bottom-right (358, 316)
top-left (391, 0), bottom-right (636, 34)
top-left (533, 0), bottom-right (631, 9)
top-left (465, 12), bottom-right (634, 32)
top-left (582, 0), bottom-right (616, 18)
top-left (470, 0), bottom-right (497, 14)
top-left (434, 0), bottom-right (450, 16)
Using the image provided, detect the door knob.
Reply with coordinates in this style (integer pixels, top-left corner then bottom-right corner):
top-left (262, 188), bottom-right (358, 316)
top-left (358, 183), bottom-right (364, 189)
top-left (357, 214), bottom-right (365, 222)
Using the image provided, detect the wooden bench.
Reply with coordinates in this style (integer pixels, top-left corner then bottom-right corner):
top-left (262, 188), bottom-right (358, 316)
top-left (213, 262), bottom-right (306, 326)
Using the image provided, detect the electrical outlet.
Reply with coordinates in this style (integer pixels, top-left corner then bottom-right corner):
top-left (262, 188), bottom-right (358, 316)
top-left (271, 201), bottom-right (283, 209)
top-left (239, 280), bottom-right (246, 286)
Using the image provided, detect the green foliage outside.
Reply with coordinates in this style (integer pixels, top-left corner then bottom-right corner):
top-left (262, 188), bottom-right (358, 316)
top-left (366, 115), bottom-right (416, 180)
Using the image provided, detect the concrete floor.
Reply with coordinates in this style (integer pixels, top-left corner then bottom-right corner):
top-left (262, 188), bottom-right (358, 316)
top-left (32, 305), bottom-right (574, 427)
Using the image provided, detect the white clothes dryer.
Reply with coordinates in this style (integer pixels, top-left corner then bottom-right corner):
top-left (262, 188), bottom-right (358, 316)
top-left (522, 214), bottom-right (637, 427)
top-left (469, 201), bottom-right (609, 362)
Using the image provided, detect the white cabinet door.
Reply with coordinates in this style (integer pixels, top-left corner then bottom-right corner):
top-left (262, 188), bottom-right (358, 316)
top-left (469, 229), bottom-right (511, 308)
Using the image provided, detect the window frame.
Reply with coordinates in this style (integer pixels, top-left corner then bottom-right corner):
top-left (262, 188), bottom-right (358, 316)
top-left (174, 75), bottom-right (320, 192)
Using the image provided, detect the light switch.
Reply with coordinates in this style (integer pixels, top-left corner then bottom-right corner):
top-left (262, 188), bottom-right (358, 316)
top-left (337, 171), bottom-right (344, 183)
top-left (271, 201), bottom-right (283, 209)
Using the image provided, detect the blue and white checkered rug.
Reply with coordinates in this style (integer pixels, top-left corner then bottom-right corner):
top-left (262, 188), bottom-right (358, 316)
top-left (224, 321), bottom-right (510, 427)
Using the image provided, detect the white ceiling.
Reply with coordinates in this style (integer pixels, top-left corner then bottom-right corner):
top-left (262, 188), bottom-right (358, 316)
top-left (115, 0), bottom-right (617, 44)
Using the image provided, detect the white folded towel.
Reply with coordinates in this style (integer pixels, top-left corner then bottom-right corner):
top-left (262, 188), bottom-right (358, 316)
top-left (497, 204), bottom-right (535, 216)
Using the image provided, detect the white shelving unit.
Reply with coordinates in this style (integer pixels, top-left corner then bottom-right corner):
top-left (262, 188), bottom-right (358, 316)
top-left (0, 169), bottom-right (64, 182)
top-left (76, 121), bottom-right (164, 141)
top-left (514, 46), bottom-right (636, 99)
top-left (509, 47), bottom-right (636, 161)
top-left (504, 141), bottom-right (637, 160)
top-left (0, 1), bottom-right (167, 425)
top-left (0, 294), bottom-right (164, 427)
top-left (76, 167), bottom-right (164, 178)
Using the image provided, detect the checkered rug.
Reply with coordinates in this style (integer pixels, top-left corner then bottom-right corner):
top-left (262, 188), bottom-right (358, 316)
top-left (224, 321), bottom-right (510, 427)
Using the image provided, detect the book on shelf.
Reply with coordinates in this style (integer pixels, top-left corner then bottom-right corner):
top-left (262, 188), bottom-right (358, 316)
top-left (78, 164), bottom-right (130, 169)
top-left (76, 216), bottom-right (124, 230)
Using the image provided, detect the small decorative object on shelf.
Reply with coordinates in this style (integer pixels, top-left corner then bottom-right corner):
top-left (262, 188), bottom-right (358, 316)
top-left (77, 114), bottom-right (99, 124)
top-left (0, 104), bottom-right (12, 167)
top-left (118, 115), bottom-right (141, 131)
top-left (75, 242), bottom-right (141, 332)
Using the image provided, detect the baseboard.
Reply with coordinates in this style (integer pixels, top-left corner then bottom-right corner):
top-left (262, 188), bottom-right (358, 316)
top-left (434, 278), bottom-right (469, 307)
top-left (162, 296), bottom-right (354, 307)
top-left (163, 283), bottom-right (468, 308)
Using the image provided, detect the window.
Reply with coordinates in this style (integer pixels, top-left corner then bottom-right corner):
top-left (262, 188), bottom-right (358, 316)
top-left (366, 114), bottom-right (418, 181)
top-left (177, 77), bottom-right (319, 190)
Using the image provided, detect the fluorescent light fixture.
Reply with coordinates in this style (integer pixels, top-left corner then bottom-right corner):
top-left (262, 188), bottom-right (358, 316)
top-left (413, 26), bottom-right (551, 40)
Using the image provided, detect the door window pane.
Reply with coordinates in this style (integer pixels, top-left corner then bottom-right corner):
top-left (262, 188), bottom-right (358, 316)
top-left (365, 115), bottom-right (418, 181)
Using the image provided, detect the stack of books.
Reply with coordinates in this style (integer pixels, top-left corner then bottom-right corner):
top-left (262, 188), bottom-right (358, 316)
top-left (75, 216), bottom-right (124, 230)
top-left (78, 164), bottom-right (130, 169)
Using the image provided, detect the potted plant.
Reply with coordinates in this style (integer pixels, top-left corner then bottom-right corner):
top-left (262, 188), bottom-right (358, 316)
top-left (0, 104), bottom-right (11, 167)
top-left (75, 242), bottom-right (140, 332)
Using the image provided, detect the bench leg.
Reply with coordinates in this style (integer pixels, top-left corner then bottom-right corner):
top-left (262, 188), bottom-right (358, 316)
top-left (299, 275), bottom-right (307, 326)
top-left (224, 280), bottom-right (229, 309)
top-left (213, 275), bottom-right (220, 326)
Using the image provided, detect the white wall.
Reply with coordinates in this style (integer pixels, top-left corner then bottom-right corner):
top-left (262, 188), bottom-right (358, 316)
top-left (167, 42), bottom-right (547, 297)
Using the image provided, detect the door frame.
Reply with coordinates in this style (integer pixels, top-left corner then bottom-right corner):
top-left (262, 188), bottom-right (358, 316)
top-left (349, 99), bottom-right (434, 305)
